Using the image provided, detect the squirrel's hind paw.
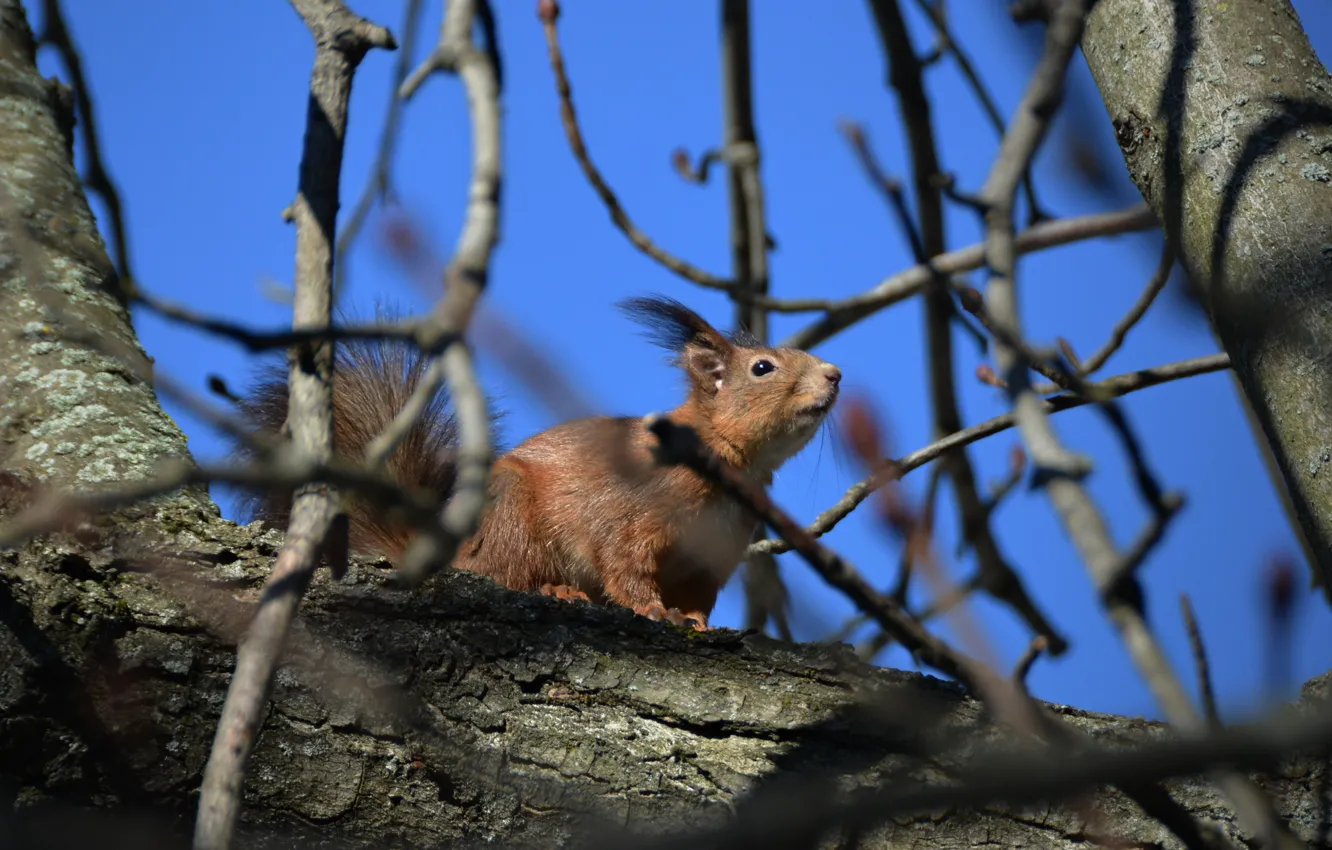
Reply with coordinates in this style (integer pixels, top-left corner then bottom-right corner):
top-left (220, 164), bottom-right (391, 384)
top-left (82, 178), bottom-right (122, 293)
top-left (540, 583), bottom-right (592, 604)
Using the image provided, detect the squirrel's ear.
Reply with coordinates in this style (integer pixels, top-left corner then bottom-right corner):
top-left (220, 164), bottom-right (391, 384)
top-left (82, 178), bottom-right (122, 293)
top-left (619, 295), bottom-right (733, 394)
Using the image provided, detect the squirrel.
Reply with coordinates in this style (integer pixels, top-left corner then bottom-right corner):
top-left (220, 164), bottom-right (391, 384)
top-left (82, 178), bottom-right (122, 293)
top-left (232, 296), bottom-right (841, 630)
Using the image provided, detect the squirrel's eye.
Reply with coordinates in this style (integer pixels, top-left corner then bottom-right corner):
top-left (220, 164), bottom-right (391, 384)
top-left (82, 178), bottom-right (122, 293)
top-left (751, 359), bottom-right (776, 377)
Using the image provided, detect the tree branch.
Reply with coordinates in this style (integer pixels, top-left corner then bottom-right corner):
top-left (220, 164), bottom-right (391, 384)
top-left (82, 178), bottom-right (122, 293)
top-left (194, 4), bottom-right (395, 848)
top-left (537, 0), bottom-right (731, 292)
top-left (779, 204), bottom-right (1155, 348)
top-left (750, 353), bottom-right (1230, 556)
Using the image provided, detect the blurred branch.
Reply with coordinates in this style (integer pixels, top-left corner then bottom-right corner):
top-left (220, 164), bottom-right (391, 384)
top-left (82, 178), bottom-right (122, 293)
top-left (908, 0), bottom-right (1048, 222)
top-left (750, 352), bottom-right (1230, 556)
top-left (36, 0), bottom-right (134, 302)
top-left (1179, 593), bottom-right (1220, 727)
top-left (333, 0), bottom-right (426, 298)
top-left (385, 0), bottom-right (503, 584)
top-left (538, 0), bottom-right (731, 291)
top-left (194, 5), bottom-right (396, 849)
top-left (867, 0), bottom-right (1065, 656)
top-left (838, 119), bottom-right (925, 261)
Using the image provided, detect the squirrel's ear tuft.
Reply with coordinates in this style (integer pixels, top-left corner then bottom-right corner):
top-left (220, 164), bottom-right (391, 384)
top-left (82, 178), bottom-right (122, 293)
top-left (619, 295), bottom-right (734, 394)
top-left (618, 295), bottom-right (729, 355)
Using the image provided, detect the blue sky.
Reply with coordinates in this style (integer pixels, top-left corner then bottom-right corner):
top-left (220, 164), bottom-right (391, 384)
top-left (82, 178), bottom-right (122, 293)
top-left (34, 1), bottom-right (1332, 721)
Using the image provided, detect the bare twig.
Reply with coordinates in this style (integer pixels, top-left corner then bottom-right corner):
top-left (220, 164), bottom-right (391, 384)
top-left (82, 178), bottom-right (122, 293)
top-left (907, 0), bottom-right (1048, 223)
top-left (1013, 635), bottom-right (1049, 689)
top-left (722, 0), bottom-right (769, 336)
top-left (333, 0), bottom-right (426, 297)
top-left (384, 0), bottom-right (502, 584)
top-left (778, 204), bottom-right (1156, 346)
top-left (1179, 594), bottom-right (1219, 727)
top-left (131, 285), bottom-right (440, 351)
top-left (36, 0), bottom-right (134, 300)
top-left (750, 352), bottom-right (1227, 551)
top-left (193, 6), bottom-right (395, 850)
top-left (537, 0), bottom-right (731, 291)
top-left (866, 0), bottom-right (1065, 656)
top-left (975, 1), bottom-right (1297, 845)
top-left (1078, 239), bottom-right (1176, 375)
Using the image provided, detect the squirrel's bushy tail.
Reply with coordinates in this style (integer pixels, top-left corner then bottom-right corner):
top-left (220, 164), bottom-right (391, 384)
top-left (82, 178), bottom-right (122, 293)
top-left (231, 335), bottom-right (462, 560)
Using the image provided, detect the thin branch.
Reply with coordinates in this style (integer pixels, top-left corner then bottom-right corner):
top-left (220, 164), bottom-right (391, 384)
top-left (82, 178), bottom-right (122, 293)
top-left (1012, 635), bottom-right (1049, 689)
top-left (718, 0), bottom-right (790, 640)
top-left (722, 0), bottom-right (769, 337)
top-left (975, 1), bottom-right (1297, 845)
top-left (1179, 593), bottom-right (1220, 727)
top-left (193, 5), bottom-right (395, 849)
top-left (907, 0), bottom-right (1048, 223)
top-left (537, 0), bottom-right (732, 291)
top-left (749, 351), bottom-right (1227, 551)
top-left (36, 0), bottom-right (134, 301)
top-left (645, 415), bottom-right (981, 687)
top-left (778, 204), bottom-right (1156, 346)
top-left (130, 285), bottom-right (442, 351)
top-left (333, 0), bottom-right (426, 297)
top-left (867, 0), bottom-right (1064, 657)
top-left (1078, 239), bottom-right (1176, 375)
top-left (388, 0), bottom-right (502, 584)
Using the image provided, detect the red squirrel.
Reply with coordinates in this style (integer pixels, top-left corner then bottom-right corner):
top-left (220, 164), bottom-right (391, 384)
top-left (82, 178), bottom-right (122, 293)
top-left (233, 296), bottom-right (841, 629)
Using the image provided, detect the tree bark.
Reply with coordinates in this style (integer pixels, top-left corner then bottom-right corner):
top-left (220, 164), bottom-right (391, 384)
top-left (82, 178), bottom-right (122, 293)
top-left (1, 516), bottom-right (1330, 849)
top-left (1080, 0), bottom-right (1332, 603)
top-left (0, 0), bottom-right (202, 505)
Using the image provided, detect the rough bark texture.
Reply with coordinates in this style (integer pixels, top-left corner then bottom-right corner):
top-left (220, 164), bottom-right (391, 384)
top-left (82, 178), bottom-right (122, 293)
top-left (0, 511), bottom-right (1329, 849)
top-left (1081, 0), bottom-right (1332, 602)
top-left (0, 0), bottom-right (201, 501)
top-left (0, 0), bottom-right (1330, 847)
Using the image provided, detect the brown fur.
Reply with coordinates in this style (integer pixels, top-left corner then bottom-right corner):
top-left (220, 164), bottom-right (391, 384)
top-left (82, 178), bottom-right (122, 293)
top-left (232, 335), bottom-right (461, 559)
top-left (234, 296), bottom-right (840, 630)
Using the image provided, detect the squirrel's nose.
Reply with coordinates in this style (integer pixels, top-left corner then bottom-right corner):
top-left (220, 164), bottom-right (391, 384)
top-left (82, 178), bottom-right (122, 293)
top-left (822, 364), bottom-right (842, 387)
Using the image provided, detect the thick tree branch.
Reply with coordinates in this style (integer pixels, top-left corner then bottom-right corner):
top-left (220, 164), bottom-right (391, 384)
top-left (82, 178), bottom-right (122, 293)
top-left (4, 515), bottom-right (1330, 848)
top-left (35, 0), bottom-right (134, 304)
top-left (1082, 0), bottom-right (1332, 605)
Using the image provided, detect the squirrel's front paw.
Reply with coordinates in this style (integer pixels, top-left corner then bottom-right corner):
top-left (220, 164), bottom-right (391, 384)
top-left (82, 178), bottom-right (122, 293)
top-left (540, 583), bottom-right (592, 604)
top-left (636, 602), bottom-right (708, 631)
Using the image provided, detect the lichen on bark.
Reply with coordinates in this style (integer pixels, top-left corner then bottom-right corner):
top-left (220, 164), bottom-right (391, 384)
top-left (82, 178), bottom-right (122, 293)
top-left (0, 0), bottom-right (201, 509)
